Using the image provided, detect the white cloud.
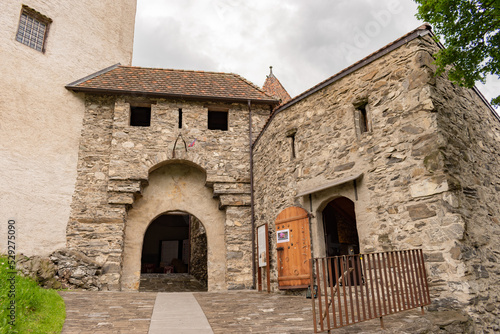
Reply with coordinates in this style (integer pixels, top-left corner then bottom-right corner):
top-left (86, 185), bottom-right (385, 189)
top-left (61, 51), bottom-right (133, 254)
top-left (132, 0), bottom-right (497, 109)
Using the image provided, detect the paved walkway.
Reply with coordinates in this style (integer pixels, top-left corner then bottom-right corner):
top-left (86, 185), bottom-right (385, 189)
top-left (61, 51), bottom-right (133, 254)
top-left (149, 293), bottom-right (213, 334)
top-left (60, 290), bottom-right (469, 333)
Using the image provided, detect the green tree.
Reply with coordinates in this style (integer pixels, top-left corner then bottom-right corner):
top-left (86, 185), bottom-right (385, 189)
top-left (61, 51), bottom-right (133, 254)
top-left (414, 0), bottom-right (500, 106)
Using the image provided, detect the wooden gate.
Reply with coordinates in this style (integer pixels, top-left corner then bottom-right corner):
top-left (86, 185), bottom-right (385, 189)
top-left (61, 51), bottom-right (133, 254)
top-left (274, 207), bottom-right (311, 289)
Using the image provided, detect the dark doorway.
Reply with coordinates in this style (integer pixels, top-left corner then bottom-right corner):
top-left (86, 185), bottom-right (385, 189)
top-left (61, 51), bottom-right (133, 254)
top-left (140, 213), bottom-right (207, 291)
top-left (322, 197), bottom-right (360, 257)
top-left (322, 197), bottom-right (361, 286)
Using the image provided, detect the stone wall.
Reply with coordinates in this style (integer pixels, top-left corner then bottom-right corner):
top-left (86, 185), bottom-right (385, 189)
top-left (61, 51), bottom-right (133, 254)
top-left (428, 41), bottom-right (500, 330)
top-left (68, 95), bottom-right (271, 290)
top-left (190, 216), bottom-right (207, 284)
top-left (253, 33), bottom-right (500, 331)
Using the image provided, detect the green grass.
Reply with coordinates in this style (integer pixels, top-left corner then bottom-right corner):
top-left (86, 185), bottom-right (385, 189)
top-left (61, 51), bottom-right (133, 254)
top-left (0, 255), bottom-right (65, 334)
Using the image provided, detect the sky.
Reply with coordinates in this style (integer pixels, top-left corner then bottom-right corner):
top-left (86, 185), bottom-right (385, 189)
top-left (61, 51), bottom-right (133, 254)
top-left (132, 0), bottom-right (499, 108)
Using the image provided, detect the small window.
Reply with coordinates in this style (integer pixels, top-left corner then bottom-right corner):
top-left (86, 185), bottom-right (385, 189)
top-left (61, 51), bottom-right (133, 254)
top-left (178, 108), bottom-right (183, 129)
top-left (358, 104), bottom-right (368, 134)
top-left (130, 106), bottom-right (151, 127)
top-left (16, 6), bottom-right (52, 52)
top-left (286, 129), bottom-right (297, 159)
top-left (208, 110), bottom-right (228, 131)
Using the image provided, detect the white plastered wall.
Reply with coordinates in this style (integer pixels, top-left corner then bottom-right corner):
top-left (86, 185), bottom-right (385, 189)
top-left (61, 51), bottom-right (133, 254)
top-left (121, 163), bottom-right (227, 291)
top-left (0, 1), bottom-right (136, 256)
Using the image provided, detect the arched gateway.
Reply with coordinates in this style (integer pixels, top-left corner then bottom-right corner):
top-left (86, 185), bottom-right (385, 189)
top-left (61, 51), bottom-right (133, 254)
top-left (121, 162), bottom-right (226, 291)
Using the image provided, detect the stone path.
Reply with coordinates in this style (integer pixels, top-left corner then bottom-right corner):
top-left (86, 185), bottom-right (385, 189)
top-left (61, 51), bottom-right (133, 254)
top-left (60, 291), bottom-right (156, 334)
top-left (149, 293), bottom-right (213, 334)
top-left (60, 290), bottom-right (470, 333)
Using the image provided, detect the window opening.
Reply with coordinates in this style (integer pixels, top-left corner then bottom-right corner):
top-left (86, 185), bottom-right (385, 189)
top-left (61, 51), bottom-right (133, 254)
top-left (178, 108), bottom-right (183, 129)
top-left (130, 106), bottom-right (151, 127)
top-left (208, 110), bottom-right (228, 131)
top-left (358, 104), bottom-right (368, 134)
top-left (16, 6), bottom-right (52, 52)
top-left (286, 129), bottom-right (297, 159)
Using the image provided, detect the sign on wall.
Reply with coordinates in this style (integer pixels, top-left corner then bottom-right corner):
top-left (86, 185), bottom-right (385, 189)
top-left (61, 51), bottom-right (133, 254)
top-left (276, 229), bottom-right (290, 243)
top-left (257, 224), bottom-right (267, 267)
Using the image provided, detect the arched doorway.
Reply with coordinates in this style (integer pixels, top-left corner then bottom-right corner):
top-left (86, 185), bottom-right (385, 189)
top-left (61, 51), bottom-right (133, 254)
top-left (140, 213), bottom-right (207, 291)
top-left (120, 162), bottom-right (226, 291)
top-left (322, 197), bottom-right (360, 257)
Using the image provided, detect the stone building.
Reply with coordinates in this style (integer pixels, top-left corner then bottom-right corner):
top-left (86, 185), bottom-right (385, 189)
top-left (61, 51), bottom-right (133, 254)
top-left (2, 3), bottom-right (499, 330)
top-left (64, 65), bottom-right (278, 291)
top-left (0, 1), bottom-right (137, 256)
top-left (253, 25), bottom-right (500, 330)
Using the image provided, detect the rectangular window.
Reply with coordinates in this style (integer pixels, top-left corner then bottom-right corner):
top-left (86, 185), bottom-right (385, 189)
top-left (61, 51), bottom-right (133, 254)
top-left (286, 129), bottom-right (297, 159)
top-left (130, 106), bottom-right (151, 126)
top-left (208, 110), bottom-right (228, 131)
top-left (16, 6), bottom-right (52, 52)
top-left (178, 108), bottom-right (183, 129)
top-left (358, 105), bottom-right (368, 134)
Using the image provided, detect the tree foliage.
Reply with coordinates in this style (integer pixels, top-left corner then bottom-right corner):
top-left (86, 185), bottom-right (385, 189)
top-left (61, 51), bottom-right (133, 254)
top-left (414, 0), bottom-right (500, 106)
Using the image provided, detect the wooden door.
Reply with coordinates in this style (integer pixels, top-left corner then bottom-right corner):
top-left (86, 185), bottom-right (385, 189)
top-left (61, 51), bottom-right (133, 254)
top-left (274, 207), bottom-right (311, 289)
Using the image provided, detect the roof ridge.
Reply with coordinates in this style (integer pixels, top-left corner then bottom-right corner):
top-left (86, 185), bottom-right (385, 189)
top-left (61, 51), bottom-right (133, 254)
top-left (229, 72), bottom-right (276, 100)
top-left (119, 65), bottom-right (241, 76)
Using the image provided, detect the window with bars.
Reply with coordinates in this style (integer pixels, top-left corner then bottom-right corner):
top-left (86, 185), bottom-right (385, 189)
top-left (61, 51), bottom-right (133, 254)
top-left (16, 6), bottom-right (52, 52)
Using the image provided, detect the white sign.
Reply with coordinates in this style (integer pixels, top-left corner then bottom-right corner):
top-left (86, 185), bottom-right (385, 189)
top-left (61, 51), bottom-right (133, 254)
top-left (257, 225), bottom-right (267, 267)
top-left (276, 229), bottom-right (290, 243)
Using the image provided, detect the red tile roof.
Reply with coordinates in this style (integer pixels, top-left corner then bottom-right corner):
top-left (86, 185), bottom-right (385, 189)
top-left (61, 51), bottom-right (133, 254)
top-left (262, 67), bottom-right (291, 104)
top-left (67, 65), bottom-right (279, 105)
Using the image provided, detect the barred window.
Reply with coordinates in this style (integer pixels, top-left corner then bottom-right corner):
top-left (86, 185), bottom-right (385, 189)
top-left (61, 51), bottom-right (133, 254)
top-left (16, 6), bottom-right (52, 52)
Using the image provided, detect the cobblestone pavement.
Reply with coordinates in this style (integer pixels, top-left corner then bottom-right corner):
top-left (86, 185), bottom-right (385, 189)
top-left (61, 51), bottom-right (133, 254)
top-left (139, 273), bottom-right (207, 292)
top-left (194, 291), bottom-right (450, 334)
top-left (60, 290), bottom-right (467, 333)
top-left (59, 291), bottom-right (156, 334)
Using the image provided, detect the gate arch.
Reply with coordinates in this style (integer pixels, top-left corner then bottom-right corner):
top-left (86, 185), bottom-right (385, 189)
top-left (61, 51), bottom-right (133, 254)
top-left (120, 162), bottom-right (226, 291)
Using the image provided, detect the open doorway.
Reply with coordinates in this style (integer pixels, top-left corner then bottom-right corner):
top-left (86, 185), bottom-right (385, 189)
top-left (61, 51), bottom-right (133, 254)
top-left (140, 213), bottom-right (207, 291)
top-left (322, 197), bottom-right (360, 256)
top-left (322, 197), bottom-right (361, 285)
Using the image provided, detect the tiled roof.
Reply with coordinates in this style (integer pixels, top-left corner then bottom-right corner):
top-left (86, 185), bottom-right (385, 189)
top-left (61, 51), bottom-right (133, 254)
top-left (67, 65), bottom-right (279, 104)
top-left (262, 68), bottom-right (291, 104)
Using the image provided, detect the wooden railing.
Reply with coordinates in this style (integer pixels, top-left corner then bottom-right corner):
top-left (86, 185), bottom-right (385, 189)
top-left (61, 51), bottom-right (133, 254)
top-left (310, 249), bottom-right (431, 332)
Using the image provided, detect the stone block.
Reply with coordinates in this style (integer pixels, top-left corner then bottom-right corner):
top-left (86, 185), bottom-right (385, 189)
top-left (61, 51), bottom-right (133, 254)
top-left (410, 175), bottom-right (449, 198)
top-left (407, 203), bottom-right (437, 220)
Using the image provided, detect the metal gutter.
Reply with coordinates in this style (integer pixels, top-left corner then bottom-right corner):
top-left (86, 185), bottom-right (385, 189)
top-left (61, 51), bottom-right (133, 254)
top-left (248, 100), bottom-right (257, 289)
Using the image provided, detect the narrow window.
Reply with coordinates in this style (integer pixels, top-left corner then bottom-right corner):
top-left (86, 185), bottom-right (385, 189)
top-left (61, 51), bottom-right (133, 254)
top-left (130, 106), bottom-right (151, 126)
top-left (178, 108), bottom-right (183, 129)
top-left (208, 110), bottom-right (228, 131)
top-left (358, 104), bottom-right (368, 134)
top-left (16, 6), bottom-right (52, 52)
top-left (286, 129), bottom-right (297, 159)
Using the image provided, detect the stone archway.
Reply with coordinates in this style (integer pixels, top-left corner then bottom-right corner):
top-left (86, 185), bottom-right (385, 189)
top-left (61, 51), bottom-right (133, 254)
top-left (120, 162), bottom-right (226, 291)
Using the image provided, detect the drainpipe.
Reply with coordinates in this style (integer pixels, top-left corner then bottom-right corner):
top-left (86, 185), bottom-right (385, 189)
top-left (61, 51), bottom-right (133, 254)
top-left (248, 100), bottom-right (256, 289)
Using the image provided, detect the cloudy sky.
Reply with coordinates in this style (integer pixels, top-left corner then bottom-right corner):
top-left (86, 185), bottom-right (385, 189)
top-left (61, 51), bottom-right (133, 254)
top-left (132, 0), bottom-right (499, 107)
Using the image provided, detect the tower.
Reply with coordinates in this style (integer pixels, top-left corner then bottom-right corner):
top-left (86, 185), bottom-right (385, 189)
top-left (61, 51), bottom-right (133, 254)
top-left (0, 1), bottom-right (137, 256)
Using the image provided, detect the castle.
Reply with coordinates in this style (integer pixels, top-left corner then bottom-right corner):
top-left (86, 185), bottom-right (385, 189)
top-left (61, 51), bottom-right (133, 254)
top-left (1, 2), bottom-right (500, 331)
